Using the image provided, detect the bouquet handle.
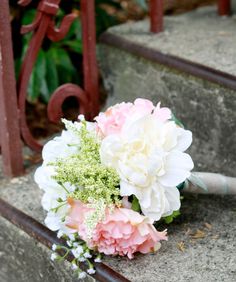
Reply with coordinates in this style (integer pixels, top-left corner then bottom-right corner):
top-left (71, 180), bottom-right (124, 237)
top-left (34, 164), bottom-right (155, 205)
top-left (184, 172), bottom-right (236, 195)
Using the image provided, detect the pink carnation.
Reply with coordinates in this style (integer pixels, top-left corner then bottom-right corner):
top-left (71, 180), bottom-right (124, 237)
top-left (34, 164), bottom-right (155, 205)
top-left (95, 99), bottom-right (171, 137)
top-left (66, 199), bottom-right (167, 259)
top-left (66, 198), bottom-right (92, 241)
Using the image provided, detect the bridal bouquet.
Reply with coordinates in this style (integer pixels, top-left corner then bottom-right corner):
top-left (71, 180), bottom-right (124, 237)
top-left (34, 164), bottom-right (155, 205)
top-left (35, 98), bottom-right (194, 278)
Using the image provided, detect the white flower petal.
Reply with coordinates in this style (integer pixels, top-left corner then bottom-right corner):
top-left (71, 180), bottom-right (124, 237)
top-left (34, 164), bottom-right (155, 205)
top-left (34, 166), bottom-right (59, 191)
top-left (41, 192), bottom-right (56, 211)
top-left (42, 130), bottom-right (80, 164)
top-left (137, 187), bottom-right (152, 209)
top-left (162, 186), bottom-right (181, 216)
top-left (175, 128), bottom-right (192, 152)
top-left (159, 151), bottom-right (194, 187)
top-left (120, 180), bottom-right (138, 197)
top-left (45, 212), bottom-right (62, 231)
top-left (140, 183), bottom-right (166, 221)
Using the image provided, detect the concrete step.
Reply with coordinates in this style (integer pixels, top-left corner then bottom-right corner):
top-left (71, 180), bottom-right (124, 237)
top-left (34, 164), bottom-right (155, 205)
top-left (0, 163), bottom-right (127, 282)
top-left (0, 168), bottom-right (93, 282)
top-left (0, 160), bottom-right (236, 282)
top-left (98, 6), bottom-right (236, 177)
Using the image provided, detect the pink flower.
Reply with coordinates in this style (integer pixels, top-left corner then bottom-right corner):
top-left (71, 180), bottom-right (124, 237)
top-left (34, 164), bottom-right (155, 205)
top-left (95, 102), bottom-right (133, 136)
top-left (95, 99), bottom-right (171, 137)
top-left (133, 98), bottom-right (155, 116)
top-left (66, 198), bottom-right (92, 241)
top-left (153, 102), bottom-right (171, 122)
top-left (66, 199), bottom-right (167, 259)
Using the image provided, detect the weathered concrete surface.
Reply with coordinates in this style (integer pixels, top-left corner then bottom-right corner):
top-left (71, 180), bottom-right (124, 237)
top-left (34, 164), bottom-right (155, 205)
top-left (0, 164), bottom-right (95, 282)
top-left (0, 218), bottom-right (94, 282)
top-left (103, 193), bottom-right (236, 282)
top-left (0, 163), bottom-right (236, 282)
top-left (103, 6), bottom-right (236, 76)
top-left (98, 7), bottom-right (236, 177)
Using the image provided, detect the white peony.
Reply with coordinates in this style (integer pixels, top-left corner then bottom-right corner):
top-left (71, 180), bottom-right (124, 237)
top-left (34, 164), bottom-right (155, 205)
top-left (100, 114), bottom-right (194, 221)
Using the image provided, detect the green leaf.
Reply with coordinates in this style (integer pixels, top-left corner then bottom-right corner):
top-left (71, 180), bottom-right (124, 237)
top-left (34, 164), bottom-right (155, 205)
top-left (49, 47), bottom-right (77, 83)
top-left (131, 196), bottom-right (141, 212)
top-left (27, 49), bottom-right (47, 102)
top-left (171, 113), bottom-right (185, 128)
top-left (187, 173), bottom-right (208, 191)
top-left (22, 9), bottom-right (36, 25)
top-left (62, 40), bottom-right (82, 54)
top-left (40, 77), bottom-right (50, 103)
top-left (64, 19), bottom-right (82, 40)
top-left (45, 49), bottom-right (59, 98)
top-left (177, 181), bottom-right (185, 191)
top-left (163, 210), bottom-right (180, 224)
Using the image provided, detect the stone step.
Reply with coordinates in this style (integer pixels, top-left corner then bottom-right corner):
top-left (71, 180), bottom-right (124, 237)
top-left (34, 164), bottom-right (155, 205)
top-left (0, 162), bottom-right (236, 282)
top-left (98, 6), bottom-right (236, 177)
top-left (0, 164), bottom-right (128, 282)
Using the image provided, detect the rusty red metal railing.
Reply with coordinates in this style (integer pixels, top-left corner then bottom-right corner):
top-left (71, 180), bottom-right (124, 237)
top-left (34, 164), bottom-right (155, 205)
top-left (150, 0), bottom-right (163, 33)
top-left (149, 0), bottom-right (231, 33)
top-left (18, 0), bottom-right (99, 152)
top-left (0, 0), bottom-right (99, 176)
top-left (0, 0), bottom-right (24, 177)
top-left (218, 0), bottom-right (231, 15)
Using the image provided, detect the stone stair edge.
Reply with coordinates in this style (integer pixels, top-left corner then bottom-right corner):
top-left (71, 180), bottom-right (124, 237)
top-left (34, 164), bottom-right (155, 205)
top-left (0, 197), bottom-right (130, 282)
top-left (99, 32), bottom-right (236, 92)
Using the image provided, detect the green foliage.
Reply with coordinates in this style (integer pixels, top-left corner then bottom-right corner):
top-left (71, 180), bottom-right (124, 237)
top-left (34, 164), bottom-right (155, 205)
top-left (177, 181), bottom-right (185, 191)
top-left (13, 1), bottom-right (119, 103)
top-left (16, 8), bottom-right (81, 103)
top-left (171, 113), bottom-right (185, 128)
top-left (131, 195), bottom-right (141, 212)
top-left (163, 210), bottom-right (181, 224)
top-left (13, 1), bottom-right (146, 103)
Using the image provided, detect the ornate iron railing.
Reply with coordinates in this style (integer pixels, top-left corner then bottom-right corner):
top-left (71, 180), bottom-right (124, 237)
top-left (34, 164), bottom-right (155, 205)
top-left (0, 0), bottom-right (98, 177)
top-left (149, 0), bottom-right (231, 33)
top-left (0, 0), bottom-right (24, 177)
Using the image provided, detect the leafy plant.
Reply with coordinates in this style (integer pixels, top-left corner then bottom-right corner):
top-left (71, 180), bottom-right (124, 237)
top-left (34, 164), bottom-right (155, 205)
top-left (13, 0), bottom-right (145, 103)
top-left (15, 8), bottom-right (82, 103)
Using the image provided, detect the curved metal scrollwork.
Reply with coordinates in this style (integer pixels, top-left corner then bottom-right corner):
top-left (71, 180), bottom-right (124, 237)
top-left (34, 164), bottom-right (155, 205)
top-left (17, 0), bottom-right (97, 152)
top-left (47, 84), bottom-right (89, 123)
